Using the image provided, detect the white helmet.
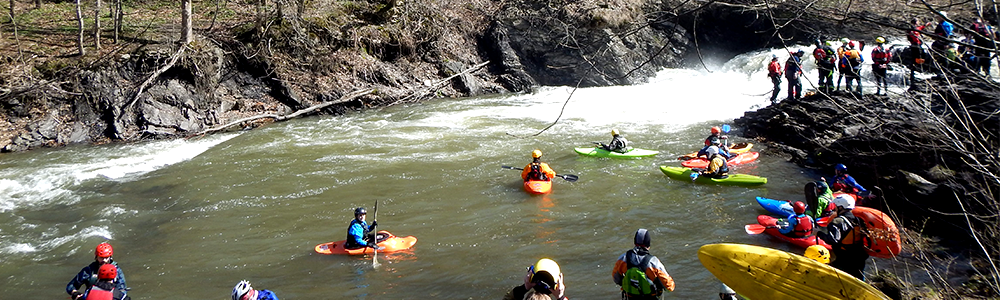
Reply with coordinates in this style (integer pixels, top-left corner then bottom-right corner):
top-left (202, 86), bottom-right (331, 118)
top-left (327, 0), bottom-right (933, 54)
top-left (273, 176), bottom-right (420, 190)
top-left (706, 145), bottom-right (720, 157)
top-left (831, 194), bottom-right (856, 210)
top-left (232, 280), bottom-right (254, 300)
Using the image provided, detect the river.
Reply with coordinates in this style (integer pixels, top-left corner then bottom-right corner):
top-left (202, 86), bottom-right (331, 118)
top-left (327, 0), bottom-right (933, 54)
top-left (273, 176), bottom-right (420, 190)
top-left (2, 48), bottom-right (886, 299)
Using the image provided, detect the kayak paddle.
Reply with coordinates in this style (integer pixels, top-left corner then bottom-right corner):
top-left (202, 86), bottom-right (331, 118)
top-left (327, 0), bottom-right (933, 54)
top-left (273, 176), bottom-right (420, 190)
top-left (500, 165), bottom-right (579, 182)
top-left (745, 217), bottom-right (832, 234)
top-left (372, 200), bottom-right (379, 268)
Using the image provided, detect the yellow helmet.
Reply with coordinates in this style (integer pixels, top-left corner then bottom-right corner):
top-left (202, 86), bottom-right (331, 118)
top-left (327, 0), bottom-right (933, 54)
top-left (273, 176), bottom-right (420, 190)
top-left (529, 258), bottom-right (561, 290)
top-left (531, 149), bottom-right (543, 159)
top-left (804, 245), bottom-right (831, 264)
top-left (875, 36), bottom-right (886, 44)
top-left (611, 129), bottom-right (620, 136)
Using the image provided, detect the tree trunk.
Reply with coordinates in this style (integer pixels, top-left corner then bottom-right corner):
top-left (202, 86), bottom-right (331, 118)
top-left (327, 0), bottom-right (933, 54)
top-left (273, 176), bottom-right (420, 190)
top-left (34, 0), bottom-right (40, 9)
top-left (298, 0), bottom-right (304, 16)
top-left (113, 0), bottom-right (121, 43)
top-left (75, 0), bottom-right (85, 56)
top-left (94, 0), bottom-right (101, 51)
top-left (181, 0), bottom-right (192, 44)
top-left (8, 0), bottom-right (14, 23)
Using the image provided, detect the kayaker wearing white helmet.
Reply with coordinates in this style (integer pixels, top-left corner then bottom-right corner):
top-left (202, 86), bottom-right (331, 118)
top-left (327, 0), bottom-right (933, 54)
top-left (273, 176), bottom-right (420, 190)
top-left (818, 192), bottom-right (869, 280)
top-left (231, 280), bottom-right (278, 300)
top-left (502, 258), bottom-right (568, 300)
top-left (698, 138), bottom-right (730, 179)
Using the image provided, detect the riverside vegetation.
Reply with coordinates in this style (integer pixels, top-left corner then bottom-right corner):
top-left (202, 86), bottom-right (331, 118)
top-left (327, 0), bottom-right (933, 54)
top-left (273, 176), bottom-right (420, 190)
top-left (2, 0), bottom-right (998, 298)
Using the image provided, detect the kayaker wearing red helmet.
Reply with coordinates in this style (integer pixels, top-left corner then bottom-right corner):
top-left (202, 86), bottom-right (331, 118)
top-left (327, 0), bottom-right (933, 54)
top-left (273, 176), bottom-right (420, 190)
top-left (778, 201), bottom-right (814, 238)
top-left (67, 242), bottom-right (128, 299)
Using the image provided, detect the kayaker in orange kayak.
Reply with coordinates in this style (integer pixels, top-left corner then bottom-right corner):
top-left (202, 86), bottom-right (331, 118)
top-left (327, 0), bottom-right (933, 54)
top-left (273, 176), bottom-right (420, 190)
top-left (522, 150), bottom-right (556, 182)
top-left (502, 258), bottom-right (568, 300)
top-left (345, 207), bottom-right (384, 251)
top-left (598, 129), bottom-right (630, 153)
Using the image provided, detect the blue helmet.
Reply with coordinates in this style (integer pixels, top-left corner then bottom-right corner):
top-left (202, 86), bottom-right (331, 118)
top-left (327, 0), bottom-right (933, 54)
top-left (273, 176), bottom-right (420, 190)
top-left (835, 164), bottom-right (848, 172)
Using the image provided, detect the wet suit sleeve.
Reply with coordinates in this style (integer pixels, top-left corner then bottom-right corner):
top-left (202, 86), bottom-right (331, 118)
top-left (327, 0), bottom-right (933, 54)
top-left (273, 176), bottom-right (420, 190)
top-left (258, 289), bottom-right (279, 300)
top-left (349, 222), bottom-right (368, 247)
top-left (611, 254), bottom-right (628, 285)
top-left (66, 265), bottom-right (93, 295)
top-left (541, 163), bottom-right (556, 180)
top-left (845, 175), bottom-right (867, 192)
top-left (648, 257), bottom-right (676, 292)
top-left (521, 164), bottom-right (532, 180)
top-left (115, 265), bottom-right (127, 292)
top-left (778, 214), bottom-right (796, 235)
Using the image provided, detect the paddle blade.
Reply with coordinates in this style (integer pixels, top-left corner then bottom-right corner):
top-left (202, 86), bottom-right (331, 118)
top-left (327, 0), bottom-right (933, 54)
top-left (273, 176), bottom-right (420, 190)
top-left (745, 224), bottom-right (767, 234)
top-left (816, 216), bottom-right (831, 226)
top-left (559, 174), bottom-right (579, 182)
top-left (722, 124), bottom-right (731, 133)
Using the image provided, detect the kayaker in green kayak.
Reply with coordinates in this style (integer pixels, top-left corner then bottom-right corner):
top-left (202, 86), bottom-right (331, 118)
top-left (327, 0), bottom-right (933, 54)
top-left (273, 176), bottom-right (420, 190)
top-left (597, 129), bottom-right (630, 153)
top-left (698, 140), bottom-right (730, 179)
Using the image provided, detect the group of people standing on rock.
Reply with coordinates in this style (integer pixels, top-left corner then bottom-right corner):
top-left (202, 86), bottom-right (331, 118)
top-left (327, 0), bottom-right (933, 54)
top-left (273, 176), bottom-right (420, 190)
top-left (767, 36), bottom-right (891, 103)
top-left (910, 13), bottom-right (999, 77)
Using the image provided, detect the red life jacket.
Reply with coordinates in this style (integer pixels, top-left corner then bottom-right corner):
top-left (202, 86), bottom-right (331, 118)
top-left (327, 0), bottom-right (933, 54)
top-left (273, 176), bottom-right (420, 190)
top-left (871, 46), bottom-right (891, 65)
top-left (908, 26), bottom-right (925, 45)
top-left (767, 61), bottom-right (782, 76)
top-left (84, 285), bottom-right (114, 300)
top-left (791, 214), bottom-right (813, 237)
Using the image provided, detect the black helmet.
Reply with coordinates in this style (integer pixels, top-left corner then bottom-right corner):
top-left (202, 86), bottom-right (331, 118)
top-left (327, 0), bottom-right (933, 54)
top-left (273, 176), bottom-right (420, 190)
top-left (634, 228), bottom-right (651, 247)
top-left (354, 207), bottom-right (367, 216)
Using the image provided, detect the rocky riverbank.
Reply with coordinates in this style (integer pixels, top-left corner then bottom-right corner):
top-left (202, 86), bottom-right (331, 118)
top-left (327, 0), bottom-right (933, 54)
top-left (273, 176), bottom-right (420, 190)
top-left (734, 73), bottom-right (1000, 297)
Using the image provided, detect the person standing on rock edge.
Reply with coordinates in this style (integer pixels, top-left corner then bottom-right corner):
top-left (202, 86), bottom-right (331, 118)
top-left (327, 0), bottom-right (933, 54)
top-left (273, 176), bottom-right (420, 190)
top-left (784, 50), bottom-right (804, 100)
top-left (813, 39), bottom-right (837, 93)
top-left (843, 42), bottom-right (864, 94)
top-left (767, 54), bottom-right (783, 103)
top-left (818, 194), bottom-right (869, 280)
top-left (908, 18), bottom-right (932, 81)
top-left (871, 37), bottom-right (892, 95)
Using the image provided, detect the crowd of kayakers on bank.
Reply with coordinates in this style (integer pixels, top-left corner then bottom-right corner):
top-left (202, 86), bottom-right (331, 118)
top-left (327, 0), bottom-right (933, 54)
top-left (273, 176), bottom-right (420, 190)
top-left (766, 11), bottom-right (998, 103)
top-left (64, 126), bottom-right (884, 300)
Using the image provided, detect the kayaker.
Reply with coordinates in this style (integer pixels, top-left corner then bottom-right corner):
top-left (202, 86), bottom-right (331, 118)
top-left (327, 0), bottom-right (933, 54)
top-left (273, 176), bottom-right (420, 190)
top-left (777, 201), bottom-right (814, 238)
top-left (804, 245), bottom-right (831, 264)
top-left (818, 194), bottom-right (870, 280)
top-left (809, 180), bottom-right (836, 219)
top-left (79, 264), bottom-right (130, 300)
top-left (703, 127), bottom-right (728, 147)
top-left (719, 283), bottom-right (738, 300)
top-left (344, 207), bottom-right (384, 251)
top-left (522, 150), bottom-right (556, 182)
top-left (697, 137), bottom-right (730, 159)
top-left (612, 228), bottom-right (675, 299)
top-left (502, 258), bottom-right (568, 300)
top-left (699, 141), bottom-right (730, 179)
top-left (831, 164), bottom-right (867, 194)
top-left (599, 129), bottom-right (630, 153)
top-left (231, 280), bottom-right (279, 300)
top-left (67, 242), bottom-right (128, 300)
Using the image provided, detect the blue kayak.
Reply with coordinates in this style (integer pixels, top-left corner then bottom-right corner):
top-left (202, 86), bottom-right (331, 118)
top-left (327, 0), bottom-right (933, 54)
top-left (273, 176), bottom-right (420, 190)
top-left (756, 197), bottom-right (794, 216)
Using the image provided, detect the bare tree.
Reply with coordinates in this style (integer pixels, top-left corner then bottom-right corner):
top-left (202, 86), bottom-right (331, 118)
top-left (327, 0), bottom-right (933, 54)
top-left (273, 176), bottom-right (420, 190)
top-left (94, 0), bottom-right (101, 50)
top-left (34, 0), bottom-right (39, 10)
top-left (8, 0), bottom-right (13, 24)
top-left (181, 0), bottom-right (192, 44)
top-left (112, 0), bottom-right (121, 43)
top-left (75, 0), bottom-right (85, 56)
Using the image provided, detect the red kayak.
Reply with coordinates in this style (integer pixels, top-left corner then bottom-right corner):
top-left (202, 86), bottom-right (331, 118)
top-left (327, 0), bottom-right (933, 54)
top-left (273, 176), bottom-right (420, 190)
top-left (756, 215), bottom-right (831, 250)
top-left (682, 152), bottom-right (760, 169)
top-left (314, 230), bottom-right (417, 255)
top-left (524, 179), bottom-right (552, 194)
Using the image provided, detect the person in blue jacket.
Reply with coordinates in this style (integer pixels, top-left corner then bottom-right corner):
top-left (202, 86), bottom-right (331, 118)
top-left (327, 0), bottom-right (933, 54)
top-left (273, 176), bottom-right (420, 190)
top-left (831, 164), bottom-right (867, 194)
top-left (232, 280), bottom-right (279, 300)
top-left (67, 242), bottom-right (128, 300)
top-left (778, 201), bottom-right (815, 238)
top-left (345, 207), bottom-right (384, 250)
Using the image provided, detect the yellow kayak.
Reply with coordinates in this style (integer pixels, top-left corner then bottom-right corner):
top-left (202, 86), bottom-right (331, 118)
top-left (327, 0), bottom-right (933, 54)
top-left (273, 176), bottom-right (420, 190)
top-left (677, 142), bottom-right (753, 160)
top-left (698, 243), bottom-right (890, 300)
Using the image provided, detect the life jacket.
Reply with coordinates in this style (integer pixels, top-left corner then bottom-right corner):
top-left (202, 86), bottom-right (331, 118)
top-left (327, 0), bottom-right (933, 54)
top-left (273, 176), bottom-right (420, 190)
top-left (706, 154), bottom-right (729, 177)
top-left (814, 47), bottom-right (836, 65)
top-left (791, 214), bottom-right (813, 237)
top-left (84, 284), bottom-right (114, 300)
top-left (527, 163), bottom-right (548, 181)
top-left (344, 219), bottom-right (370, 249)
top-left (871, 46), bottom-right (891, 65)
top-left (832, 174), bottom-right (858, 193)
top-left (621, 251), bottom-right (656, 297)
top-left (846, 50), bottom-right (863, 69)
top-left (837, 214), bottom-right (871, 250)
top-left (907, 29), bottom-right (923, 45)
top-left (767, 61), bottom-right (782, 77)
top-left (784, 57), bottom-right (801, 78)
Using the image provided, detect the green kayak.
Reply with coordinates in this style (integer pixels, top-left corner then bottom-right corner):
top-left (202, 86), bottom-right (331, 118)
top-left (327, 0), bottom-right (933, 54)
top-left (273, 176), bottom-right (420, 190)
top-left (574, 147), bottom-right (659, 158)
top-left (659, 166), bottom-right (767, 186)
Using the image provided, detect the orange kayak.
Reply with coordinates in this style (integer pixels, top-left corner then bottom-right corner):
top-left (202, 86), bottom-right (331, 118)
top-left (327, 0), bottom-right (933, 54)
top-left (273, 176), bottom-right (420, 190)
top-left (681, 151), bottom-right (759, 169)
top-left (677, 142), bottom-right (753, 160)
top-left (524, 179), bottom-right (552, 194)
top-left (851, 206), bottom-right (902, 258)
top-left (314, 230), bottom-right (417, 255)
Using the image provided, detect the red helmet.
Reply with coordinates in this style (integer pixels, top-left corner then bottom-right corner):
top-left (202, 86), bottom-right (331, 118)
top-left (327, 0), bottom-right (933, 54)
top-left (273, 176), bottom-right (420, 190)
top-left (98, 263), bottom-right (117, 280)
top-left (710, 126), bottom-right (721, 134)
top-left (793, 201), bottom-right (807, 214)
top-left (95, 242), bottom-right (113, 258)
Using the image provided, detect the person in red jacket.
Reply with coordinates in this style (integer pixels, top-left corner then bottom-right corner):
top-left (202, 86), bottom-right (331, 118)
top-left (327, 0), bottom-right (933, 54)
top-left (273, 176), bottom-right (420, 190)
top-left (767, 54), bottom-right (782, 103)
top-left (871, 37), bottom-right (893, 95)
top-left (81, 264), bottom-right (130, 300)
